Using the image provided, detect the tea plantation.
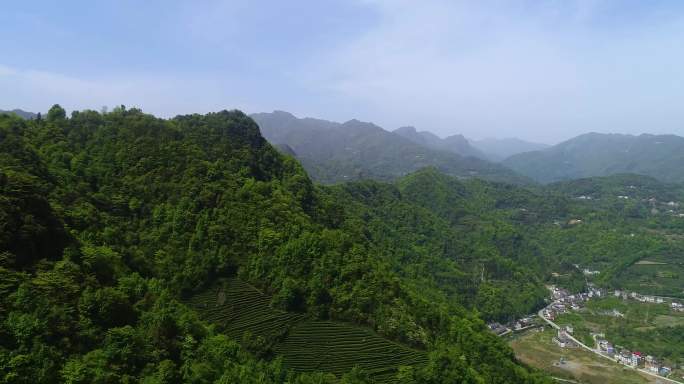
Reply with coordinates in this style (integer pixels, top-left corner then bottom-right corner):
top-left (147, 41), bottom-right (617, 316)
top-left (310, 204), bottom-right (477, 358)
top-left (188, 278), bottom-right (428, 382)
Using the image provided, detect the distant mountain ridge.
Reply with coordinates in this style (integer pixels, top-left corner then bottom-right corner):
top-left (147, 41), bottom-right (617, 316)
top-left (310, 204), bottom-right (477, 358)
top-left (251, 111), bottom-right (530, 185)
top-left (471, 137), bottom-right (550, 161)
top-left (0, 108), bottom-right (37, 120)
top-left (393, 126), bottom-right (487, 159)
top-left (504, 132), bottom-right (684, 183)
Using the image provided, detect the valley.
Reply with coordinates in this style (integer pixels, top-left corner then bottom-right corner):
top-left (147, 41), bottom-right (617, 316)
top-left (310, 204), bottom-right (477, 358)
top-left (1, 107), bottom-right (683, 383)
top-left (4, 2), bottom-right (684, 383)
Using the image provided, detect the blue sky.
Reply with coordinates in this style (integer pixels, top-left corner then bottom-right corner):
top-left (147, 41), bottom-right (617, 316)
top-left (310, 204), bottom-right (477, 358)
top-left (2, 0), bottom-right (684, 143)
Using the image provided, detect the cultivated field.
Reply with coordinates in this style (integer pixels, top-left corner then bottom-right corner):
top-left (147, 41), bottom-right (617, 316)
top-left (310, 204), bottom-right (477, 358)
top-left (618, 256), bottom-right (684, 298)
top-left (510, 329), bottom-right (658, 384)
top-left (187, 277), bottom-right (428, 382)
top-left (188, 278), bottom-right (305, 340)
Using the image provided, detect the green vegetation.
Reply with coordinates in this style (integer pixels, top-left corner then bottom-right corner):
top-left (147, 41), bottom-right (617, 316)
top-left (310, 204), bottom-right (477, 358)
top-left (187, 278), bottom-right (305, 343)
top-left (276, 321), bottom-right (427, 382)
top-left (523, 174), bottom-right (684, 298)
top-left (187, 278), bottom-right (427, 383)
top-left (2, 105), bottom-right (683, 383)
top-left (617, 260), bottom-right (684, 297)
top-left (0, 107), bottom-right (551, 383)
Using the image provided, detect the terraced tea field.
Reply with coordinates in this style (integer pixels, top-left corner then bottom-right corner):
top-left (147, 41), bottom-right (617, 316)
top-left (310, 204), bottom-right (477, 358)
top-left (187, 278), bottom-right (304, 340)
top-left (187, 278), bottom-right (428, 382)
top-left (276, 320), bottom-right (427, 380)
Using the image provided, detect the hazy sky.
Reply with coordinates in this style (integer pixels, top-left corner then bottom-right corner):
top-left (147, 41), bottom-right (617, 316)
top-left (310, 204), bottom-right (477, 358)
top-left (2, 0), bottom-right (684, 143)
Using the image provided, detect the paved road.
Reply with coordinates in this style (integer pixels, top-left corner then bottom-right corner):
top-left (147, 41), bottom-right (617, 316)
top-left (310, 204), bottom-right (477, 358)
top-left (537, 308), bottom-right (683, 384)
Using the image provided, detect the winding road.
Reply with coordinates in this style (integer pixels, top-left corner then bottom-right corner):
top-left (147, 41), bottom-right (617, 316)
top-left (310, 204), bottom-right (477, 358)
top-left (537, 309), bottom-right (683, 384)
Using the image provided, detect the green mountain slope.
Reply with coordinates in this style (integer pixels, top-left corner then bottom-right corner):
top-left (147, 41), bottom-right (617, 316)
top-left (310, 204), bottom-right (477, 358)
top-left (0, 106), bottom-right (550, 383)
top-left (503, 132), bottom-right (684, 183)
top-left (187, 278), bottom-right (428, 383)
top-left (324, 171), bottom-right (551, 322)
top-left (251, 111), bottom-right (530, 185)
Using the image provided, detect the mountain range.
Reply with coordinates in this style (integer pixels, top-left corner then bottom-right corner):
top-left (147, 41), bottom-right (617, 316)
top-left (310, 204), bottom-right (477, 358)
top-left (392, 127), bottom-right (550, 161)
top-left (6, 107), bottom-right (684, 185)
top-left (392, 126), bottom-right (487, 159)
top-left (0, 106), bottom-right (555, 383)
top-left (504, 132), bottom-right (684, 184)
top-left (3, 105), bottom-right (684, 382)
top-left (251, 110), bottom-right (530, 184)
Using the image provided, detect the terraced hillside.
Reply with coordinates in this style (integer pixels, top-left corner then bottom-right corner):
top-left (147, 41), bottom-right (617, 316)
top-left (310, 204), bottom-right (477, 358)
top-left (187, 278), bottom-right (428, 382)
top-left (276, 321), bottom-right (427, 381)
top-left (188, 278), bottom-right (305, 341)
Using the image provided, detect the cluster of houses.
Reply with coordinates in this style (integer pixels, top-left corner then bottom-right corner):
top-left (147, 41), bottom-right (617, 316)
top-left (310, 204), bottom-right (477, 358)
top-left (584, 193), bottom-right (684, 217)
top-left (552, 326), bottom-right (578, 349)
top-left (614, 290), bottom-right (666, 304)
top-left (487, 322), bottom-right (509, 336)
top-left (542, 286), bottom-right (605, 321)
top-left (596, 339), bottom-right (673, 377)
top-left (645, 197), bottom-right (684, 216)
top-left (575, 193), bottom-right (684, 217)
top-left (487, 316), bottom-right (537, 337)
top-left (614, 290), bottom-right (684, 312)
top-left (541, 285), bottom-right (678, 378)
top-left (511, 316), bottom-right (536, 331)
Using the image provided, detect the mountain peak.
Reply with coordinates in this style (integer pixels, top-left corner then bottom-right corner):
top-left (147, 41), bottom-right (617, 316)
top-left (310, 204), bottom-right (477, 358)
top-left (394, 126), bottom-right (418, 134)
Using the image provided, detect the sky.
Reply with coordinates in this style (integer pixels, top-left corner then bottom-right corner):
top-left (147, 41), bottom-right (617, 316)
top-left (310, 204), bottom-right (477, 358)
top-left (2, 0), bottom-right (684, 144)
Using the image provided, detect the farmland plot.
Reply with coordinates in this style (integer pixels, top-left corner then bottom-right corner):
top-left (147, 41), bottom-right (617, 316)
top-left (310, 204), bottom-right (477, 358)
top-left (188, 278), bottom-right (428, 382)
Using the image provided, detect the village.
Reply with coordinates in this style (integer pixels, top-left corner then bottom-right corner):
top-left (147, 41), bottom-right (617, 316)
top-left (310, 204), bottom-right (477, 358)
top-left (575, 193), bottom-right (684, 218)
top-left (490, 283), bottom-right (684, 381)
top-left (539, 285), bottom-right (683, 380)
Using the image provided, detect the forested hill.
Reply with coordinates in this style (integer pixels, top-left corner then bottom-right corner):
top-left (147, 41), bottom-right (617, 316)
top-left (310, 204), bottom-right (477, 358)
top-left (251, 110), bottom-right (530, 185)
top-left (0, 106), bottom-right (550, 383)
top-left (503, 132), bottom-right (684, 183)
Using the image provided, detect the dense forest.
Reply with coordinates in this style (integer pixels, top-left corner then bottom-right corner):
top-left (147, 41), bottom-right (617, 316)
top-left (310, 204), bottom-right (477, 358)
top-left (0, 106), bottom-right (553, 383)
top-left (2, 106), bottom-right (682, 383)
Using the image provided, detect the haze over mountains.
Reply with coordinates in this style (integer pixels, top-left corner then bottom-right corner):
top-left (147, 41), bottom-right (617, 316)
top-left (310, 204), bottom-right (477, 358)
top-left (0, 108), bottom-right (37, 120)
top-left (6, 107), bottom-right (684, 185)
top-left (254, 110), bottom-right (684, 186)
top-left (471, 138), bottom-right (550, 161)
top-left (251, 110), bottom-right (530, 184)
top-left (505, 132), bottom-right (684, 184)
top-left (3, 105), bottom-right (684, 382)
top-left (392, 126), bottom-right (487, 159)
top-left (392, 126), bottom-right (550, 161)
